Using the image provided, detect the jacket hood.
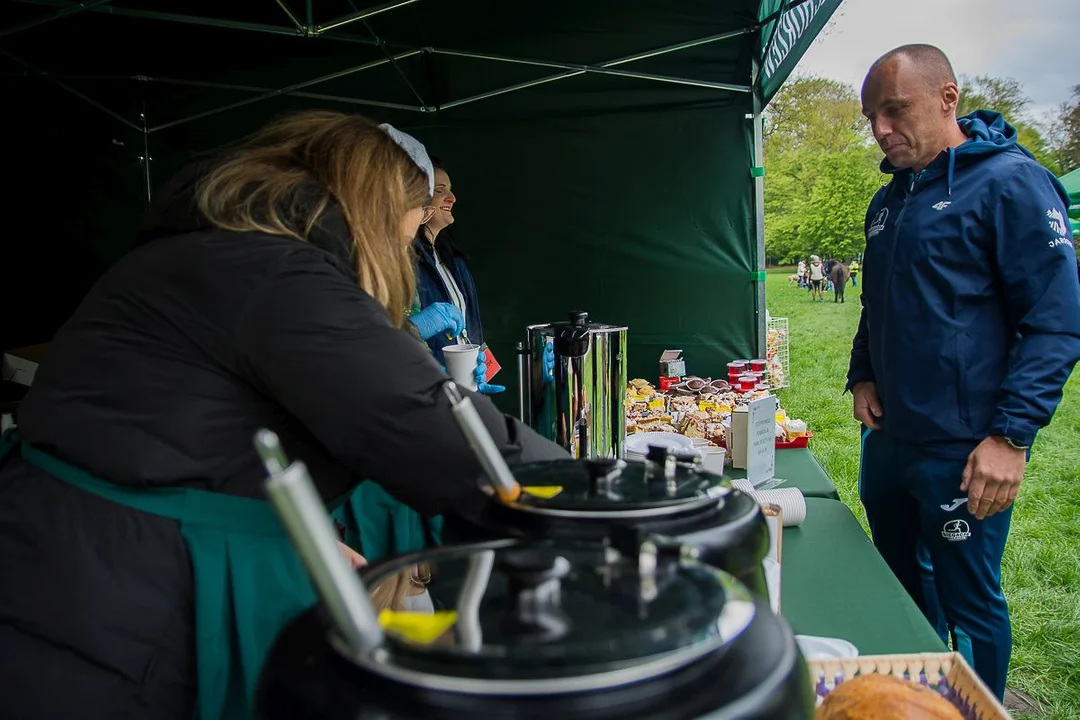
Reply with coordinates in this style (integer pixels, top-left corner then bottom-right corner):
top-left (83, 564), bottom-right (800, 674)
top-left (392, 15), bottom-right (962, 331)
top-left (137, 161), bottom-right (357, 271)
top-left (879, 110), bottom-right (1033, 195)
top-left (956, 109), bottom-right (1026, 157)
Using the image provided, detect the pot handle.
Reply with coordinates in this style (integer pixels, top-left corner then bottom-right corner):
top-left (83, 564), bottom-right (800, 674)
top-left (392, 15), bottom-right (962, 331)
top-left (255, 429), bottom-right (384, 656)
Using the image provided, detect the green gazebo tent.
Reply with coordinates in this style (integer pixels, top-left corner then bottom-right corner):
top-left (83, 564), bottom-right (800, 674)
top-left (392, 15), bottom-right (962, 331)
top-left (1, 0), bottom-right (841, 407)
top-left (1060, 167), bottom-right (1080, 237)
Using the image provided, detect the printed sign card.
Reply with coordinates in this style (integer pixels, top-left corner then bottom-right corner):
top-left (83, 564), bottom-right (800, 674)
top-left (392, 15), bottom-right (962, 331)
top-left (746, 395), bottom-right (777, 486)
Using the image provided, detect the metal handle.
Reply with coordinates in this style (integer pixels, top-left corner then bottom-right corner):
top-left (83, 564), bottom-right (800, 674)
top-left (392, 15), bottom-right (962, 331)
top-left (455, 549), bottom-right (495, 652)
top-left (443, 381), bottom-right (522, 503)
top-left (254, 430), bottom-right (384, 656)
top-left (576, 416), bottom-right (589, 460)
top-left (516, 341), bottom-right (526, 423)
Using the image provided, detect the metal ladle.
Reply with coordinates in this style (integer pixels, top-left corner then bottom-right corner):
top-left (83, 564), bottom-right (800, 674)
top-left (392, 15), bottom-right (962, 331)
top-left (254, 429), bottom-right (384, 656)
top-left (443, 381), bottom-right (522, 503)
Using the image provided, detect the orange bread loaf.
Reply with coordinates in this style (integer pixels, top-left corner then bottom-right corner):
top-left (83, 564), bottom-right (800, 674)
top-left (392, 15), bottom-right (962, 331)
top-left (816, 673), bottom-right (964, 720)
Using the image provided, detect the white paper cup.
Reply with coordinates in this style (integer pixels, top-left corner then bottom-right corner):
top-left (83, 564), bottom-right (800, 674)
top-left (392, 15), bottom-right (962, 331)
top-left (443, 344), bottom-right (480, 392)
top-left (703, 447), bottom-right (727, 475)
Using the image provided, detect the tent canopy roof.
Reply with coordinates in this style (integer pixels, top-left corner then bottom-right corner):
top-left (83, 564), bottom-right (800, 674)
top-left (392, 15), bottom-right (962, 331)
top-left (1, 0), bottom-right (837, 133)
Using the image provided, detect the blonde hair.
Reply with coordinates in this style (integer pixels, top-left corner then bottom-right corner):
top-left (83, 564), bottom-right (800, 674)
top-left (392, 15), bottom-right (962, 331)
top-left (369, 562), bottom-right (432, 613)
top-left (195, 110), bottom-right (430, 326)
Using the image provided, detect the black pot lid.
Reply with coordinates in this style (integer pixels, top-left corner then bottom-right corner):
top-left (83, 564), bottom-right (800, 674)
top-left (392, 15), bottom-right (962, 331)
top-left (507, 456), bottom-right (731, 517)
top-left (543, 310), bottom-right (628, 332)
top-left (340, 538), bottom-right (756, 696)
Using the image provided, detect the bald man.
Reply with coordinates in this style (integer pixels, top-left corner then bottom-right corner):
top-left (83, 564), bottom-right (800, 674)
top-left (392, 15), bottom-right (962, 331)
top-left (847, 44), bottom-right (1080, 700)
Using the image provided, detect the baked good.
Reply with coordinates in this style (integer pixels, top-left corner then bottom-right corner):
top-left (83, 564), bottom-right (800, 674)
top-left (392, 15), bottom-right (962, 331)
top-left (815, 674), bottom-right (963, 719)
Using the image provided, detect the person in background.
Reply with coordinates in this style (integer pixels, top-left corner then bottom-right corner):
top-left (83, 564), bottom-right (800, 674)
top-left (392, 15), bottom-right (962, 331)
top-left (0, 111), bottom-right (567, 720)
top-left (849, 258), bottom-right (859, 287)
top-left (413, 158), bottom-right (503, 394)
top-left (808, 254), bottom-right (826, 301)
top-left (848, 44), bottom-right (1080, 701)
top-left (797, 258), bottom-right (808, 288)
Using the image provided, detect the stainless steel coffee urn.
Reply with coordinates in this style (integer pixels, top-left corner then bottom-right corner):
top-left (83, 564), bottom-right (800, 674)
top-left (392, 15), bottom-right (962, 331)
top-left (519, 311), bottom-right (628, 459)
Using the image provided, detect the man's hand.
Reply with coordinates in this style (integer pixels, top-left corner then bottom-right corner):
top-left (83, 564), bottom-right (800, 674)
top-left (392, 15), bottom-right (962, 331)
top-left (961, 437), bottom-right (1026, 519)
top-left (851, 381), bottom-right (883, 430)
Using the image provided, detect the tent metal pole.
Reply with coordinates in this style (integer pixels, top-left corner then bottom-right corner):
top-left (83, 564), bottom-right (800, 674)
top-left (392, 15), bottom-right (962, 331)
top-left (437, 28), bottom-right (757, 109)
top-left (274, 0), bottom-right (306, 33)
top-left (305, 0), bottom-right (314, 34)
top-left (430, 48), bottom-right (751, 93)
top-left (0, 49), bottom-right (141, 131)
top-left (315, 0), bottom-right (419, 34)
top-left (360, 18), bottom-right (430, 109)
top-left (0, 0), bottom-right (111, 39)
top-left (439, 69), bottom-right (585, 110)
top-left (147, 49), bottom-right (425, 133)
top-left (750, 59), bottom-right (768, 360)
top-left (604, 26), bottom-right (757, 67)
top-left (134, 73), bottom-right (426, 111)
top-left (9, 0), bottom-right (307, 37)
top-left (140, 104), bottom-right (152, 204)
top-left (9, 0), bottom-right (381, 45)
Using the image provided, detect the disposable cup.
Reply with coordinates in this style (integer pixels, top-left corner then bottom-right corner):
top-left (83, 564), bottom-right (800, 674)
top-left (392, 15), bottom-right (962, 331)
top-left (443, 344), bottom-right (480, 392)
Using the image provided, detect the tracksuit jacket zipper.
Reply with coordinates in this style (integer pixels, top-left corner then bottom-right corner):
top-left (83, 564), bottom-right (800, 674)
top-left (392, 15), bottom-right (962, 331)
top-left (879, 170), bottom-right (923, 402)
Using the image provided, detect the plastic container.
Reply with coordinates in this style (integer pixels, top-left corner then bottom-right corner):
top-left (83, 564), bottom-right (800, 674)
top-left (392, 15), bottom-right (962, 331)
top-left (750, 359), bottom-right (767, 373)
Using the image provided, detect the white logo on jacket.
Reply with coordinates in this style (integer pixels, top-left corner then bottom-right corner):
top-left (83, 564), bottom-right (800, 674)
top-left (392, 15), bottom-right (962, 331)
top-left (942, 519), bottom-right (972, 542)
top-left (868, 208), bottom-right (889, 238)
top-left (940, 498), bottom-right (968, 512)
top-left (1048, 207), bottom-right (1068, 237)
top-left (932, 201), bottom-right (951, 210)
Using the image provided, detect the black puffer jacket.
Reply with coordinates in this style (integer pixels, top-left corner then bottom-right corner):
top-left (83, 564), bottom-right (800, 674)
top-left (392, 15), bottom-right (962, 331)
top-left (0, 167), bottom-right (566, 718)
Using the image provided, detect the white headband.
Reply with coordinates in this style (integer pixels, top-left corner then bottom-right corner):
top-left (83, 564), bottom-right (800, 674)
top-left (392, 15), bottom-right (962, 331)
top-left (379, 123), bottom-right (435, 197)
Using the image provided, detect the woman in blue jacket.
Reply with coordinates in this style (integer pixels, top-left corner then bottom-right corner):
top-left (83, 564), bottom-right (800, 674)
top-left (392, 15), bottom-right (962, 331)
top-left (413, 158), bottom-right (504, 394)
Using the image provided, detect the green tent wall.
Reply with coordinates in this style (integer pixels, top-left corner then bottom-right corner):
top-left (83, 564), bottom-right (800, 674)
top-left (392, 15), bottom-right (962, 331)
top-left (1, 0), bottom-right (840, 411)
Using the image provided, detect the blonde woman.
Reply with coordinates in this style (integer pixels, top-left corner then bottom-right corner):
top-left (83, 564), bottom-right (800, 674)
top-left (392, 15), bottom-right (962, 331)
top-left (0, 111), bottom-right (566, 719)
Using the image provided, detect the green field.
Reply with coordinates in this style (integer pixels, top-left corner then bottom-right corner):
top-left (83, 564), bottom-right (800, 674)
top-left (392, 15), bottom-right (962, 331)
top-left (766, 270), bottom-right (1080, 719)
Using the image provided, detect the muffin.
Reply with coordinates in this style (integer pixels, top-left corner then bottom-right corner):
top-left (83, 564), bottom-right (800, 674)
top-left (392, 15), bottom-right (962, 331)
top-left (816, 674), bottom-right (964, 720)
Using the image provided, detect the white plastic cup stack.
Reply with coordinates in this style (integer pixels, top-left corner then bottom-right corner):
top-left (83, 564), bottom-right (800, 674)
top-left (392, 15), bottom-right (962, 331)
top-left (730, 479), bottom-right (807, 527)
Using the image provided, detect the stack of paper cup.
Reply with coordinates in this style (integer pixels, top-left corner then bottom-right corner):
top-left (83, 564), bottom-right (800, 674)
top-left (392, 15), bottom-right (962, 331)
top-left (730, 479), bottom-right (807, 527)
top-left (443, 344), bottom-right (480, 392)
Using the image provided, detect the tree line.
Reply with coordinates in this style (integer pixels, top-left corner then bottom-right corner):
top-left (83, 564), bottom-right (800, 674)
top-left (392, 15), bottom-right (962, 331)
top-left (763, 76), bottom-right (1080, 265)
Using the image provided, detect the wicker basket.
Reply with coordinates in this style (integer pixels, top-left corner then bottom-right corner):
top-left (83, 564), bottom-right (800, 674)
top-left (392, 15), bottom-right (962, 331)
top-left (808, 652), bottom-right (1011, 719)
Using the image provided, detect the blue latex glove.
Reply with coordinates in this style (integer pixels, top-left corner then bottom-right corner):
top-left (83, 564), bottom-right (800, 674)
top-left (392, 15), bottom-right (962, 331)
top-left (475, 352), bottom-right (505, 395)
top-left (542, 339), bottom-right (555, 384)
top-left (410, 302), bottom-right (465, 341)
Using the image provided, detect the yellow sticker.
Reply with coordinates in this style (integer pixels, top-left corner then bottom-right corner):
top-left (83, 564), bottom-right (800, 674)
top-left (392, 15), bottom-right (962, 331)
top-left (648, 399), bottom-right (665, 409)
top-left (699, 401), bottom-right (719, 412)
top-left (378, 610), bottom-right (458, 644)
top-left (522, 485), bottom-right (564, 499)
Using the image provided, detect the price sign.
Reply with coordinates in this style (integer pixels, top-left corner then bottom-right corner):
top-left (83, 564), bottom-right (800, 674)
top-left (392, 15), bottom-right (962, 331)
top-left (746, 395), bottom-right (777, 486)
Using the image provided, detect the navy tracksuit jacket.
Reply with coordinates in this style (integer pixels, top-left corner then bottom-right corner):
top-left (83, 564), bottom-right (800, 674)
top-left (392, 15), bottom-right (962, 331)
top-left (848, 110), bottom-right (1080, 699)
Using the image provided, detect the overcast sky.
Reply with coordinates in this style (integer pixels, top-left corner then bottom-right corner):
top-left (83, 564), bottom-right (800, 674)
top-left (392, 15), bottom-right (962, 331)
top-left (793, 0), bottom-right (1079, 120)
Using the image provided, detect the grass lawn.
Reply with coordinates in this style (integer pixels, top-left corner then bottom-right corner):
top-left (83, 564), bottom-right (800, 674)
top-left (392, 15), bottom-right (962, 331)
top-left (766, 270), bottom-right (1080, 720)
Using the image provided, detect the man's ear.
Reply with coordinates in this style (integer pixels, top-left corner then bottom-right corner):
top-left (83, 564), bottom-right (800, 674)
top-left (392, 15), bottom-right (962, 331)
top-left (942, 82), bottom-right (961, 116)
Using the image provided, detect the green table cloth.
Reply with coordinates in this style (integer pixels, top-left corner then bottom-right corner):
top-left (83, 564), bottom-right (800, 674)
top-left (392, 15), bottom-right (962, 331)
top-left (726, 448), bottom-right (839, 499)
top-left (779, 497), bottom-right (945, 655)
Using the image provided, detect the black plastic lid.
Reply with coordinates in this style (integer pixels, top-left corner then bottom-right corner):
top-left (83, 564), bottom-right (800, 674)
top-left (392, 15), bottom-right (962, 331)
top-left (509, 458), bottom-right (728, 511)
top-left (350, 538), bottom-right (755, 693)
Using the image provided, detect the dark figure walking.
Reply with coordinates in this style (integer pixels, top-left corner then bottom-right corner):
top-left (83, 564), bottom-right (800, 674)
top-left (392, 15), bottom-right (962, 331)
top-left (830, 262), bottom-right (850, 302)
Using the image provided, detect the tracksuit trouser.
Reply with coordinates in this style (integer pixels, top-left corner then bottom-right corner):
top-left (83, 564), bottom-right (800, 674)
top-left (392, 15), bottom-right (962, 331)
top-left (858, 429), bottom-right (1012, 700)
